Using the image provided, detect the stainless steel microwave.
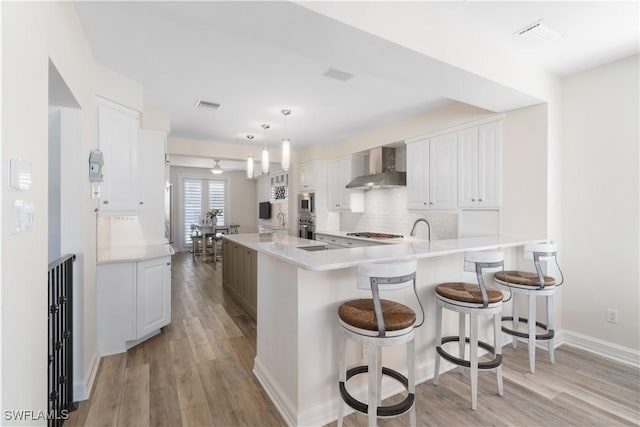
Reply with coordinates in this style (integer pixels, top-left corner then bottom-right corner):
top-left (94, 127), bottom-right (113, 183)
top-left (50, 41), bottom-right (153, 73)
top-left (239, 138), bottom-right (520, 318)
top-left (298, 192), bottom-right (315, 214)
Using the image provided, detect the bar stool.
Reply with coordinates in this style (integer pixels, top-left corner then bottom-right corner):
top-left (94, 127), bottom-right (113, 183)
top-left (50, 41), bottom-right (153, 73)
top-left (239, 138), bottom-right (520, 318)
top-left (337, 259), bottom-right (424, 427)
top-left (433, 251), bottom-right (505, 410)
top-left (494, 242), bottom-right (564, 373)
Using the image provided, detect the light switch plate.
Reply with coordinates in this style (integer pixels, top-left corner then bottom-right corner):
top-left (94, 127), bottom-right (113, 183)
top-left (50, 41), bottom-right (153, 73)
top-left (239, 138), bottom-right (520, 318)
top-left (9, 158), bottom-right (32, 190)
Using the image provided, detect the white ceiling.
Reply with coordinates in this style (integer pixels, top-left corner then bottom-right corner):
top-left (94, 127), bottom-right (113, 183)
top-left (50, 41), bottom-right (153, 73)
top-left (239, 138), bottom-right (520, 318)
top-left (75, 1), bottom-right (638, 152)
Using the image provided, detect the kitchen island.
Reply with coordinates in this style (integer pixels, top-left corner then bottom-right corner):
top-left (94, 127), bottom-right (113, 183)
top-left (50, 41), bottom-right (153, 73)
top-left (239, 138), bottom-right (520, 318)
top-left (222, 233), bottom-right (538, 426)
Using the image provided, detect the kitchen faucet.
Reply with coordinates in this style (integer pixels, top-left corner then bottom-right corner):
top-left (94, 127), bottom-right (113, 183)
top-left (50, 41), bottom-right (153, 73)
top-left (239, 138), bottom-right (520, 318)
top-left (410, 218), bottom-right (431, 241)
top-left (277, 212), bottom-right (286, 228)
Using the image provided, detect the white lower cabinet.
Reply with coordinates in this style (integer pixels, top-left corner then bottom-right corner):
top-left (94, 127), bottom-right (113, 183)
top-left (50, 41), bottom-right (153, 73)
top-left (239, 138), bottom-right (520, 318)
top-left (97, 256), bottom-right (171, 355)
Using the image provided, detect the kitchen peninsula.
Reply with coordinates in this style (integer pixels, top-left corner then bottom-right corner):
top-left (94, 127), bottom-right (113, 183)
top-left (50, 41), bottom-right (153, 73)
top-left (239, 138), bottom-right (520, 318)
top-left (222, 232), bottom-right (538, 426)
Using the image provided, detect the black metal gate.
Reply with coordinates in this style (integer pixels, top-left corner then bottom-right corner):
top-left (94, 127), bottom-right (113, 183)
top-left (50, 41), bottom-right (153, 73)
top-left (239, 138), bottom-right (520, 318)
top-left (48, 254), bottom-right (77, 426)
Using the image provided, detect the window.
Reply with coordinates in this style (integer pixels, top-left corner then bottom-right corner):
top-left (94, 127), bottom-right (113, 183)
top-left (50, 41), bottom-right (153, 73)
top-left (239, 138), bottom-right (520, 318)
top-left (183, 178), bottom-right (227, 247)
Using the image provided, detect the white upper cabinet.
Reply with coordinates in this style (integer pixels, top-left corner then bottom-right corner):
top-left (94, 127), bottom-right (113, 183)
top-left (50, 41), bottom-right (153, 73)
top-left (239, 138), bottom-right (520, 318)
top-left (327, 156), bottom-right (364, 212)
top-left (458, 121), bottom-right (502, 208)
top-left (406, 139), bottom-right (429, 209)
top-left (298, 161), bottom-right (316, 192)
top-left (429, 132), bottom-right (458, 210)
top-left (406, 132), bottom-right (457, 210)
top-left (138, 129), bottom-right (168, 244)
top-left (98, 99), bottom-right (140, 214)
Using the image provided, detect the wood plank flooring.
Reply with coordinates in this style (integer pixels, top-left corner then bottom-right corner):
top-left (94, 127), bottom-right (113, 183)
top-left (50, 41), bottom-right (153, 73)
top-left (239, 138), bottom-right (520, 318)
top-left (68, 252), bottom-right (640, 427)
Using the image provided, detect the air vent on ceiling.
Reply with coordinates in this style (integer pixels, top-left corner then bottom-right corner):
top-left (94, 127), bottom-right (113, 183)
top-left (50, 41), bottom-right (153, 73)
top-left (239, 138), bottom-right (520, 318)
top-left (194, 99), bottom-right (221, 111)
top-left (515, 19), bottom-right (561, 44)
top-left (322, 68), bottom-right (355, 82)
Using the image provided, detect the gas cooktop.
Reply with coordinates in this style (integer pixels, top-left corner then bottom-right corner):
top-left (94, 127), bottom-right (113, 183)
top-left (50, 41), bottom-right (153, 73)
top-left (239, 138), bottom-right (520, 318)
top-left (346, 232), bottom-right (404, 239)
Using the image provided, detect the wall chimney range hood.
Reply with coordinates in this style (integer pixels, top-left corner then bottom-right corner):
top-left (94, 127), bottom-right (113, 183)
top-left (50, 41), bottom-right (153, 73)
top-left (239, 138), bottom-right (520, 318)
top-left (346, 147), bottom-right (406, 189)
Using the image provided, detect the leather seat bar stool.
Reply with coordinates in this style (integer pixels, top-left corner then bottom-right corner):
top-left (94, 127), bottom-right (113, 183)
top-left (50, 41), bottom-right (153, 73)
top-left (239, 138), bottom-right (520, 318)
top-left (337, 259), bottom-right (424, 427)
top-left (494, 242), bottom-right (564, 373)
top-left (434, 251), bottom-right (505, 410)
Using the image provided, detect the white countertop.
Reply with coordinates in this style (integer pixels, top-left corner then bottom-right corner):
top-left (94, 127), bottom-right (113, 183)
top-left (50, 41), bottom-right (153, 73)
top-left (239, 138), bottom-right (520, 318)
top-left (223, 233), bottom-right (539, 272)
top-left (97, 244), bottom-right (175, 264)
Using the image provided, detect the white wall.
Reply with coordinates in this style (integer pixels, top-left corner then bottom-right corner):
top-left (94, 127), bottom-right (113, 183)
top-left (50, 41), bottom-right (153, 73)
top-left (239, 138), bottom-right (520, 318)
top-left (501, 103), bottom-right (548, 238)
top-left (1, 2), bottom-right (144, 418)
top-left (562, 55), bottom-right (640, 350)
top-left (170, 167), bottom-right (257, 250)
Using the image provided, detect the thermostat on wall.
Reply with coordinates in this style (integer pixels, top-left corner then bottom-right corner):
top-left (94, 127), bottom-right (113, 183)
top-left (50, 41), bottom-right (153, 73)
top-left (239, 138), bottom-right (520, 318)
top-left (9, 158), bottom-right (32, 190)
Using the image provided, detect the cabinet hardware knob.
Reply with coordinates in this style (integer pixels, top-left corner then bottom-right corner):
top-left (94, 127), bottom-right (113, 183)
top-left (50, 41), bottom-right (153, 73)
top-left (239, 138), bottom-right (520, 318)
top-left (139, 201), bottom-right (144, 205)
top-left (472, 198), bottom-right (476, 202)
top-left (166, 262), bottom-right (171, 266)
top-left (429, 201), bottom-right (434, 205)
top-left (424, 202), bottom-right (427, 205)
top-left (479, 198), bottom-right (483, 202)
top-left (103, 200), bottom-right (109, 204)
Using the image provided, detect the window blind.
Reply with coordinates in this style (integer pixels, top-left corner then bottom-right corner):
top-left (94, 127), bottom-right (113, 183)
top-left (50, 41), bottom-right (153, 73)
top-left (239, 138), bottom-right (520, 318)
top-left (182, 178), bottom-right (227, 247)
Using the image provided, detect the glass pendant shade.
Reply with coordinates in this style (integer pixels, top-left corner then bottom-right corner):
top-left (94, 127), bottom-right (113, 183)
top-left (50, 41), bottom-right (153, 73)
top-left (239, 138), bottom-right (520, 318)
top-left (246, 155), bottom-right (254, 179)
top-left (261, 147), bottom-right (270, 175)
top-left (281, 139), bottom-right (290, 171)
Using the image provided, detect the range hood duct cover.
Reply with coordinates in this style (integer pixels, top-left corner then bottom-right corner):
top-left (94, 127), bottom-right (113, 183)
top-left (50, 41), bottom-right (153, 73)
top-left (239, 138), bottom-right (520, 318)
top-left (345, 147), bottom-right (406, 189)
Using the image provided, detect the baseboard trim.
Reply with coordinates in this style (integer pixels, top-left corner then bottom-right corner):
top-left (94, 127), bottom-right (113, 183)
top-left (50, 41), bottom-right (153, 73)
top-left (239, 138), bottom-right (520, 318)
top-left (73, 352), bottom-right (100, 401)
top-left (253, 357), bottom-right (297, 427)
top-left (561, 330), bottom-right (640, 367)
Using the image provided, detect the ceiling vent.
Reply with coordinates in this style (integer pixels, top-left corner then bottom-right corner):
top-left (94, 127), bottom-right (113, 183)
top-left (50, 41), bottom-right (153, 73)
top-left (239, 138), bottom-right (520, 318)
top-left (194, 99), bottom-right (221, 111)
top-left (515, 19), bottom-right (561, 44)
top-left (322, 68), bottom-right (355, 82)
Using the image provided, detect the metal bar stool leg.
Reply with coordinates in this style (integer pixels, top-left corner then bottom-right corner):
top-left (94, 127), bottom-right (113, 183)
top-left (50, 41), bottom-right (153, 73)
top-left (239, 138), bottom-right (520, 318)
top-left (408, 339), bottom-right (416, 427)
top-left (376, 347), bottom-right (383, 407)
top-left (367, 341), bottom-right (379, 427)
top-left (528, 294), bottom-right (537, 373)
top-left (458, 312), bottom-right (466, 362)
top-left (337, 329), bottom-right (346, 427)
top-left (494, 312), bottom-right (504, 396)
top-left (512, 295), bottom-right (519, 349)
top-left (433, 302), bottom-right (442, 385)
top-left (470, 312), bottom-right (479, 410)
top-left (547, 294), bottom-right (555, 364)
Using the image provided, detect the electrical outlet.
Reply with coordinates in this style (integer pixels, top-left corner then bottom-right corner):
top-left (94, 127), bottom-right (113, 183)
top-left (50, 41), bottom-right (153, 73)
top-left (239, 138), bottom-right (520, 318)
top-left (607, 309), bottom-right (619, 324)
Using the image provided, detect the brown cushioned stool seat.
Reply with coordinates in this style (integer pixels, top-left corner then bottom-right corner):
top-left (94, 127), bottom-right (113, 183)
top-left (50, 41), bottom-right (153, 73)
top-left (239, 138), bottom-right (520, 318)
top-left (435, 282), bottom-right (503, 305)
top-left (494, 271), bottom-right (555, 287)
top-left (339, 298), bottom-right (416, 332)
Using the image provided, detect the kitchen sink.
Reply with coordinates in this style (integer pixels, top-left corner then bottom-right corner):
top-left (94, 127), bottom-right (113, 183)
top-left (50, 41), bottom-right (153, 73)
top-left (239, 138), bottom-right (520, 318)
top-left (297, 245), bottom-right (334, 252)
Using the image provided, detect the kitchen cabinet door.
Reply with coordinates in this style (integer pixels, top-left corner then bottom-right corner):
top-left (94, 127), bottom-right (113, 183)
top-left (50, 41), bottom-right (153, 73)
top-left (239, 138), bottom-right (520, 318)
top-left (429, 132), bottom-right (458, 210)
top-left (478, 121), bottom-right (502, 208)
top-left (327, 157), bottom-right (364, 212)
top-left (299, 161), bottom-right (316, 192)
top-left (458, 127), bottom-right (480, 208)
top-left (458, 122), bottom-right (502, 208)
top-left (406, 139), bottom-right (429, 209)
top-left (136, 256), bottom-right (171, 338)
top-left (98, 99), bottom-right (140, 214)
top-left (97, 262), bottom-right (136, 355)
top-left (137, 129), bottom-right (167, 243)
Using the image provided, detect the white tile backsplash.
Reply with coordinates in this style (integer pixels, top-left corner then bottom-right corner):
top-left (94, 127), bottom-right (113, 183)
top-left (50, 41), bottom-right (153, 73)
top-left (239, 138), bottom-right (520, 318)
top-left (339, 187), bottom-right (457, 240)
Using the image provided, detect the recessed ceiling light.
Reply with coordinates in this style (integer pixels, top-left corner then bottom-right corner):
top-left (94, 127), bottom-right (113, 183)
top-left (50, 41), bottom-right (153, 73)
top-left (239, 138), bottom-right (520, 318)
top-left (515, 19), bottom-right (562, 44)
top-left (322, 68), bottom-right (355, 82)
top-left (194, 99), bottom-right (221, 111)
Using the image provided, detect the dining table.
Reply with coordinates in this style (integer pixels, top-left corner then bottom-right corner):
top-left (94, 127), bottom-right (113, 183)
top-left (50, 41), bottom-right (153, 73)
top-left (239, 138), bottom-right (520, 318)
top-left (193, 223), bottom-right (240, 263)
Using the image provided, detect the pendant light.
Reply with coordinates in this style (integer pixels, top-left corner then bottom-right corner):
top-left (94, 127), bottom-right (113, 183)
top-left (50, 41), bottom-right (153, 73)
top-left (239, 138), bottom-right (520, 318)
top-left (261, 124), bottom-right (270, 175)
top-left (211, 159), bottom-right (223, 175)
top-left (246, 135), bottom-right (255, 180)
top-left (280, 109), bottom-right (291, 171)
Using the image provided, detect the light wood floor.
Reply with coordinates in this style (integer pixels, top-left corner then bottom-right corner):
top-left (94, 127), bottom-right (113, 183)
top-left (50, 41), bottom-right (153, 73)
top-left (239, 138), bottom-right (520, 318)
top-left (68, 252), bottom-right (640, 427)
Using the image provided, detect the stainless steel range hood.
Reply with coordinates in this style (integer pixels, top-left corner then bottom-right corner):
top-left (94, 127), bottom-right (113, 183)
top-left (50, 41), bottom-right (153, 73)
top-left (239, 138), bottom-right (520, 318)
top-left (346, 147), bottom-right (406, 189)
